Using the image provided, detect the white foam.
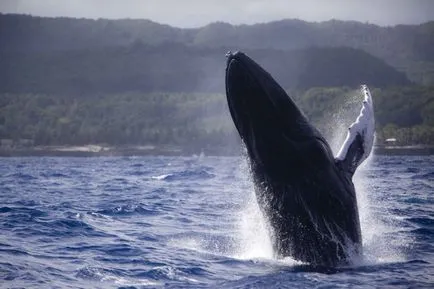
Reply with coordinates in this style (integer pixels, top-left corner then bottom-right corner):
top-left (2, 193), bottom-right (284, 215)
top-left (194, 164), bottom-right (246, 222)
top-left (230, 86), bottom-right (406, 267)
top-left (354, 159), bottom-right (408, 265)
top-left (151, 174), bottom-right (172, 180)
top-left (234, 191), bottom-right (274, 260)
top-left (219, 156), bottom-right (275, 261)
top-left (330, 86), bottom-right (406, 265)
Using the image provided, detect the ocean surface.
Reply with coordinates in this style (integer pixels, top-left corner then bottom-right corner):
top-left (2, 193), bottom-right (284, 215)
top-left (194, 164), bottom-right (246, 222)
top-left (0, 155), bottom-right (433, 288)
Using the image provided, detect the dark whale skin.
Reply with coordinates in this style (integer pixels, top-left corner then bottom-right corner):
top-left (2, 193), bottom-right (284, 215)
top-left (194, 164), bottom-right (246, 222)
top-left (225, 51), bottom-right (362, 267)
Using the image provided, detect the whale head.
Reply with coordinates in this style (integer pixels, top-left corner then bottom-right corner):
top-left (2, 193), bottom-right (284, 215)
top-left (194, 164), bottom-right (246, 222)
top-left (225, 51), bottom-right (334, 180)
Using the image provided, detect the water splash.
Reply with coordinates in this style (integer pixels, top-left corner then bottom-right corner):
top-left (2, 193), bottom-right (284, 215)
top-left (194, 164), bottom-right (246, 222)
top-left (327, 89), bottom-right (362, 155)
top-left (235, 191), bottom-right (274, 260)
top-left (233, 156), bottom-right (274, 260)
top-left (232, 89), bottom-right (409, 266)
top-left (354, 156), bottom-right (408, 264)
top-left (331, 90), bottom-right (408, 265)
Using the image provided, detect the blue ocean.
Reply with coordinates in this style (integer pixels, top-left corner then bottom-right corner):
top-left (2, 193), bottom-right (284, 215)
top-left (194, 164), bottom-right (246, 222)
top-left (1, 155), bottom-right (433, 288)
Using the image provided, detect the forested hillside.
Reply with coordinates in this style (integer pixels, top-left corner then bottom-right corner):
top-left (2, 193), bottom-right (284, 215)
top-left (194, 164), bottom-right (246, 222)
top-left (1, 14), bottom-right (433, 152)
top-left (1, 14), bottom-right (433, 84)
top-left (0, 44), bottom-right (409, 94)
top-left (1, 87), bottom-right (433, 151)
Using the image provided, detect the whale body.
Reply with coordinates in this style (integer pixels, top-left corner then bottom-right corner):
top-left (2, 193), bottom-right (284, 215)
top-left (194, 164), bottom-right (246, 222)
top-left (225, 51), bottom-right (375, 266)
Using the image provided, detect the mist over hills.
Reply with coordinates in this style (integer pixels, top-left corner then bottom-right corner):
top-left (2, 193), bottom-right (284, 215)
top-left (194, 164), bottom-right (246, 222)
top-left (1, 14), bottom-right (433, 60)
top-left (1, 13), bottom-right (433, 93)
top-left (1, 43), bottom-right (410, 94)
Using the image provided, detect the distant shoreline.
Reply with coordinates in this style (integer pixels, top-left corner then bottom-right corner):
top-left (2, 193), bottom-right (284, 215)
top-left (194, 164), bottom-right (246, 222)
top-left (373, 145), bottom-right (434, 156)
top-left (0, 145), bottom-right (433, 157)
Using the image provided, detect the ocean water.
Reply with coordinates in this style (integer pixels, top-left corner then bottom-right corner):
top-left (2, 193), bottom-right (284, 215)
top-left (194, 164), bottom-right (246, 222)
top-left (0, 155), bottom-right (433, 288)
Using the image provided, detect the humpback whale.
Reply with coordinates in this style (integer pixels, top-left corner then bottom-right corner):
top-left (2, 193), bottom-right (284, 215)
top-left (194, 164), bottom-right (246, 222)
top-left (225, 51), bottom-right (375, 267)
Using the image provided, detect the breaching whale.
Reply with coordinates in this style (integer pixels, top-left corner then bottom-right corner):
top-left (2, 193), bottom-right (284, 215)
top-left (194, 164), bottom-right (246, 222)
top-left (225, 51), bottom-right (375, 267)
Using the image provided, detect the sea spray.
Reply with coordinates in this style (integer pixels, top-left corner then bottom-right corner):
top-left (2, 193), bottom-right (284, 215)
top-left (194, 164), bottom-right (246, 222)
top-left (327, 89), bottom-right (362, 155)
top-left (354, 156), bottom-right (408, 264)
top-left (331, 89), bottom-right (408, 265)
top-left (235, 189), bottom-right (274, 259)
top-left (233, 156), bottom-right (274, 260)
top-left (230, 87), bottom-right (408, 265)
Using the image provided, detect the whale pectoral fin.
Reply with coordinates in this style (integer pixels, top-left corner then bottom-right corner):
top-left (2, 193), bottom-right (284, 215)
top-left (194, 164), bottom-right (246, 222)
top-left (335, 85), bottom-right (375, 176)
top-left (336, 133), bottom-right (365, 176)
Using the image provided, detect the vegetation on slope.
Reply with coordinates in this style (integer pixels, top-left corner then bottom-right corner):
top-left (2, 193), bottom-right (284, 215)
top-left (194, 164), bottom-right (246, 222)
top-left (1, 14), bottom-right (433, 84)
top-left (1, 14), bottom-right (433, 151)
top-left (0, 44), bottom-right (410, 95)
top-left (1, 87), bottom-right (433, 151)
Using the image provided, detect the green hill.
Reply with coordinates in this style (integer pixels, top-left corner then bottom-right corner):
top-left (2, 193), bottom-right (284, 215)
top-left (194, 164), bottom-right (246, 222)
top-left (1, 43), bottom-right (410, 94)
top-left (1, 14), bottom-right (433, 84)
top-left (1, 87), bottom-right (433, 150)
top-left (0, 14), bottom-right (433, 150)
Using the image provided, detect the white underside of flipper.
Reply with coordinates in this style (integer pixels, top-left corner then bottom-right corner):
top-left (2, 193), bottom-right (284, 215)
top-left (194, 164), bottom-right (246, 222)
top-left (336, 85), bottom-right (375, 165)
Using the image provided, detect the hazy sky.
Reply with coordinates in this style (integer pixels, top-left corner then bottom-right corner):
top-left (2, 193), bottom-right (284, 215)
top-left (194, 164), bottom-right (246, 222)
top-left (1, 0), bottom-right (433, 27)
